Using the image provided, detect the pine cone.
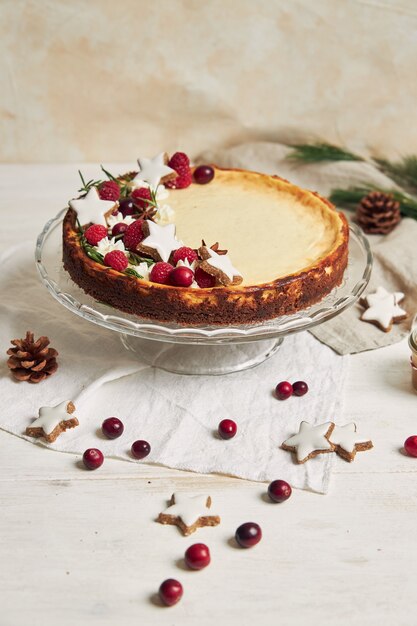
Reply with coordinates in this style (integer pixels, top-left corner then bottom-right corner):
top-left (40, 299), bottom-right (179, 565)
top-left (7, 331), bottom-right (58, 383)
top-left (356, 191), bottom-right (401, 234)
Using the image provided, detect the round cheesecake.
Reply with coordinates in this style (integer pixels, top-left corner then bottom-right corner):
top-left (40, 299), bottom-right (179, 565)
top-left (63, 166), bottom-right (349, 325)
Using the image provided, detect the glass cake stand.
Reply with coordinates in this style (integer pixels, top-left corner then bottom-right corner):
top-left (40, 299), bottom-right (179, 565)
top-left (35, 210), bottom-right (372, 375)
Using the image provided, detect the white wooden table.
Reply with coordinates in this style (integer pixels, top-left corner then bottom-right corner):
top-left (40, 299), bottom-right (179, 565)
top-left (1, 165), bottom-right (416, 626)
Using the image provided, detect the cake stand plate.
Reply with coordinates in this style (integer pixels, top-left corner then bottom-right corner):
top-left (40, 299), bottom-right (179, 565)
top-left (36, 211), bottom-right (372, 375)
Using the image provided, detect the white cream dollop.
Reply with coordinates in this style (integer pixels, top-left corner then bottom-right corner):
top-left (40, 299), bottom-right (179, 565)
top-left (106, 212), bottom-right (135, 229)
top-left (95, 236), bottom-right (127, 257)
top-left (154, 204), bottom-right (176, 225)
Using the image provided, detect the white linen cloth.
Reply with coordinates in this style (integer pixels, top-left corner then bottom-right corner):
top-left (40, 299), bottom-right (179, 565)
top-left (0, 243), bottom-right (348, 493)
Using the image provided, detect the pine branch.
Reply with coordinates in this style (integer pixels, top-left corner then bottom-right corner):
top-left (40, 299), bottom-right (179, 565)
top-left (330, 186), bottom-right (417, 220)
top-left (287, 143), bottom-right (363, 163)
top-left (374, 156), bottom-right (417, 194)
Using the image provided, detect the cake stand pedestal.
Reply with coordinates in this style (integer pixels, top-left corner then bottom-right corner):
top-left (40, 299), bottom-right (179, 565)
top-left (36, 211), bottom-right (372, 376)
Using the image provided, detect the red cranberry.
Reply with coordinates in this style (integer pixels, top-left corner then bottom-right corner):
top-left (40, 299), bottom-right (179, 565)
top-left (131, 440), bottom-right (151, 459)
top-left (111, 222), bottom-right (127, 237)
top-left (158, 578), bottom-right (183, 606)
top-left (83, 448), bottom-right (104, 470)
top-left (170, 266), bottom-right (194, 287)
top-left (235, 522), bottom-right (262, 548)
top-left (102, 417), bottom-right (124, 439)
top-left (404, 436), bottom-right (417, 457)
top-left (293, 380), bottom-right (308, 396)
top-left (194, 165), bottom-right (215, 185)
top-left (184, 543), bottom-right (211, 570)
top-left (118, 197), bottom-right (136, 217)
top-left (275, 381), bottom-right (293, 400)
top-left (268, 479), bottom-right (292, 503)
top-left (218, 419), bottom-right (237, 439)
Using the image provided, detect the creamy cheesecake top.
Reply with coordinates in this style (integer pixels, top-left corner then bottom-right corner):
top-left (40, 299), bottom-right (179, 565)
top-left (169, 168), bottom-right (344, 286)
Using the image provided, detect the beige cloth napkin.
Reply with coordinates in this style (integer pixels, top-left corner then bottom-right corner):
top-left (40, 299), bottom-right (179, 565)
top-left (199, 142), bottom-right (417, 354)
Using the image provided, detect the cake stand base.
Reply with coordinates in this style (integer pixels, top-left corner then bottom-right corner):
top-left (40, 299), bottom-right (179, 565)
top-left (120, 335), bottom-right (283, 375)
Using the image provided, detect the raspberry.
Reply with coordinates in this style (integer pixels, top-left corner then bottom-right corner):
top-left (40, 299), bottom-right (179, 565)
top-left (195, 266), bottom-right (216, 288)
top-left (169, 152), bottom-right (190, 169)
top-left (84, 224), bottom-right (108, 246)
top-left (124, 220), bottom-right (144, 251)
top-left (150, 262), bottom-right (174, 284)
top-left (132, 187), bottom-right (152, 209)
top-left (98, 180), bottom-right (120, 201)
top-left (172, 246), bottom-right (198, 265)
top-left (103, 250), bottom-right (128, 272)
top-left (166, 166), bottom-right (193, 189)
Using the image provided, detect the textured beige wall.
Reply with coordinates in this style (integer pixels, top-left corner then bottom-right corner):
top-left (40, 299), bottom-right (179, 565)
top-left (1, 0), bottom-right (417, 162)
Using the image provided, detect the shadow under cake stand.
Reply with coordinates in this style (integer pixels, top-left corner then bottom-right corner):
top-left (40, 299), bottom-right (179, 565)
top-left (36, 211), bottom-right (372, 375)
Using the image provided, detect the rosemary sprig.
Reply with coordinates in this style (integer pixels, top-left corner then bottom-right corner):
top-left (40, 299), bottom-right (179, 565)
top-left (128, 252), bottom-right (154, 266)
top-left (287, 142), bottom-right (363, 163)
top-left (77, 170), bottom-right (103, 194)
top-left (124, 267), bottom-right (144, 279)
top-left (330, 186), bottom-right (417, 220)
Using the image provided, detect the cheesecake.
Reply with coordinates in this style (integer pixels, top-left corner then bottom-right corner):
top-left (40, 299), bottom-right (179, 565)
top-left (62, 155), bottom-right (349, 326)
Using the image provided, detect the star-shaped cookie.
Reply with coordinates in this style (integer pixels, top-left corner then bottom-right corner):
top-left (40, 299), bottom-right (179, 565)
top-left (360, 286), bottom-right (407, 332)
top-left (281, 421), bottom-right (335, 463)
top-left (26, 400), bottom-right (79, 443)
top-left (69, 187), bottom-right (117, 226)
top-left (133, 153), bottom-right (176, 189)
top-left (137, 221), bottom-right (182, 262)
top-left (329, 423), bottom-right (373, 462)
top-left (199, 246), bottom-right (242, 286)
top-left (157, 493), bottom-right (220, 536)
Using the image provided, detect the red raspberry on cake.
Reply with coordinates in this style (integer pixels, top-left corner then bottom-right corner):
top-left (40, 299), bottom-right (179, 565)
top-left (166, 152), bottom-right (192, 189)
top-left (124, 220), bottom-right (144, 251)
top-left (84, 224), bottom-right (108, 246)
top-left (104, 250), bottom-right (128, 272)
top-left (98, 180), bottom-right (120, 202)
top-left (172, 246), bottom-right (198, 265)
top-left (150, 262), bottom-right (174, 284)
top-left (132, 187), bottom-right (152, 209)
top-left (169, 152), bottom-right (190, 169)
top-left (195, 266), bottom-right (216, 288)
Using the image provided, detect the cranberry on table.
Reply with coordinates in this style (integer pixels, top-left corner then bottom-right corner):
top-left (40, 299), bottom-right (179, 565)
top-left (184, 543), bottom-right (211, 570)
top-left (118, 197), bottom-right (136, 216)
top-left (83, 448), bottom-right (104, 470)
top-left (293, 380), bottom-right (309, 396)
top-left (170, 266), bottom-right (194, 287)
top-left (275, 381), bottom-right (293, 400)
top-left (194, 165), bottom-right (215, 185)
top-left (268, 479), bottom-right (292, 503)
top-left (102, 417), bottom-right (124, 439)
top-left (235, 522), bottom-right (262, 548)
top-left (218, 419), bottom-right (237, 440)
top-left (131, 439), bottom-right (151, 459)
top-left (111, 222), bottom-right (127, 237)
top-left (158, 578), bottom-right (183, 606)
top-left (404, 435), bottom-right (417, 457)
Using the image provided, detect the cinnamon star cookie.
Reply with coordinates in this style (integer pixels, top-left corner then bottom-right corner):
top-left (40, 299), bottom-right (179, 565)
top-left (157, 493), bottom-right (220, 536)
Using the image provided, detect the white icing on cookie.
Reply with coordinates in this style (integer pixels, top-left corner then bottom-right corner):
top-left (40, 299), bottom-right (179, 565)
top-left (282, 421), bottom-right (334, 462)
top-left (31, 401), bottom-right (73, 435)
top-left (205, 248), bottom-right (241, 281)
top-left (362, 286), bottom-right (407, 330)
top-left (329, 423), bottom-right (371, 454)
top-left (133, 153), bottom-right (175, 189)
top-left (69, 187), bottom-right (116, 226)
top-left (141, 221), bottom-right (182, 262)
top-left (162, 493), bottom-right (216, 527)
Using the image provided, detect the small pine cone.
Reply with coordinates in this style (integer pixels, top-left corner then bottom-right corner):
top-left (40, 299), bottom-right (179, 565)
top-left (7, 331), bottom-right (58, 383)
top-left (356, 191), bottom-right (401, 235)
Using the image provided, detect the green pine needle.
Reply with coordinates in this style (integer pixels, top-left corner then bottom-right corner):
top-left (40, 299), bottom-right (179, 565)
top-left (287, 143), bottom-right (363, 163)
top-left (330, 186), bottom-right (417, 220)
top-left (374, 156), bottom-right (417, 194)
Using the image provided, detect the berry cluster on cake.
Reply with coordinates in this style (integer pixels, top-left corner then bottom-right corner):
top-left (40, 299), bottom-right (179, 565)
top-left (62, 151), bottom-right (349, 325)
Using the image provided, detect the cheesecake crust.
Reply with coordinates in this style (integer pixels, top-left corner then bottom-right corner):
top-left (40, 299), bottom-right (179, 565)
top-left (62, 168), bottom-right (349, 326)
